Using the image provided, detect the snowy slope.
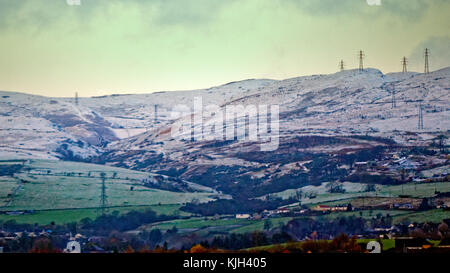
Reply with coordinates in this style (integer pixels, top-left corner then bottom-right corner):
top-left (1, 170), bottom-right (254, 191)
top-left (0, 79), bottom-right (275, 159)
top-left (222, 68), bottom-right (449, 143)
top-left (68, 79), bottom-right (275, 137)
top-left (0, 91), bottom-right (104, 159)
top-left (102, 67), bottom-right (449, 181)
top-left (1, 68), bottom-right (448, 163)
top-left (1, 67), bottom-right (449, 198)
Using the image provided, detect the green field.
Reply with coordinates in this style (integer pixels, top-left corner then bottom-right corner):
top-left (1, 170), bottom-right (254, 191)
top-left (0, 204), bottom-right (188, 225)
top-left (245, 239), bottom-right (396, 252)
top-left (229, 217), bottom-right (293, 233)
top-left (246, 238), bottom-right (443, 253)
top-left (142, 217), bottom-right (252, 232)
top-left (138, 216), bottom-right (296, 234)
top-left (377, 182), bottom-right (450, 198)
top-left (390, 209), bottom-right (450, 224)
top-left (319, 209), bottom-right (409, 219)
top-left (0, 176), bottom-right (19, 207)
top-left (261, 181), bottom-right (450, 204)
top-left (1, 159), bottom-right (448, 229)
top-left (0, 159), bottom-right (226, 224)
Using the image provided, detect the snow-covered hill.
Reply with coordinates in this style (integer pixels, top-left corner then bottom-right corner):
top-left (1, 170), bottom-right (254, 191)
top-left (96, 68), bottom-right (449, 197)
top-left (1, 68), bottom-right (449, 161)
top-left (106, 67), bottom-right (449, 161)
top-left (0, 91), bottom-right (105, 159)
top-left (1, 67), bottom-right (449, 197)
top-left (0, 79), bottom-right (275, 159)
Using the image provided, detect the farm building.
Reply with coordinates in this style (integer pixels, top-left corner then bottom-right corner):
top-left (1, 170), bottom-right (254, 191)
top-left (311, 205), bottom-right (331, 212)
top-left (235, 214), bottom-right (251, 219)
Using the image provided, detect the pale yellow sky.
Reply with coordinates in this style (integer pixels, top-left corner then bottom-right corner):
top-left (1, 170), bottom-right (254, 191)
top-left (0, 0), bottom-right (449, 97)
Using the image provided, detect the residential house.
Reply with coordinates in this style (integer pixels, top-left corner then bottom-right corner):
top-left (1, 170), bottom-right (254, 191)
top-left (311, 205), bottom-right (331, 212)
top-left (276, 208), bottom-right (290, 214)
top-left (235, 214), bottom-right (251, 219)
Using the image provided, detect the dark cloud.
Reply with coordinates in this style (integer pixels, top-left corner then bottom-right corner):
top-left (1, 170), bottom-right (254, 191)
top-left (0, 0), bottom-right (74, 30)
top-left (68, 0), bottom-right (233, 25)
top-left (286, 0), bottom-right (367, 16)
top-left (381, 0), bottom-right (434, 19)
top-left (0, 0), bottom-right (448, 35)
top-left (0, 0), bottom-right (26, 26)
top-left (286, 0), bottom-right (447, 20)
top-left (146, 0), bottom-right (235, 26)
top-left (0, 0), bottom-right (234, 29)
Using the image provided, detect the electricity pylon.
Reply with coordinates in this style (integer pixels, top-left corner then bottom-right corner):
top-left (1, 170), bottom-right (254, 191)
top-left (424, 48), bottom-right (430, 74)
top-left (339, 60), bottom-right (345, 72)
top-left (358, 50), bottom-right (365, 72)
top-left (418, 102), bottom-right (424, 130)
top-left (402, 57), bottom-right (408, 73)
top-left (99, 173), bottom-right (108, 215)
top-left (391, 88), bottom-right (396, 108)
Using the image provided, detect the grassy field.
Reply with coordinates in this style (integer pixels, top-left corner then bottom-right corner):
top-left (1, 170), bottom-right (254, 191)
top-left (319, 209), bottom-right (409, 220)
top-left (246, 238), bottom-right (443, 253)
top-left (0, 176), bottom-right (19, 207)
top-left (377, 182), bottom-right (450, 198)
top-left (142, 217), bottom-right (253, 232)
top-left (229, 217), bottom-right (294, 234)
top-left (309, 208), bottom-right (449, 225)
top-left (140, 216), bottom-right (297, 234)
top-left (0, 204), bottom-right (188, 225)
top-left (0, 159), bottom-right (223, 212)
top-left (245, 239), bottom-right (396, 252)
top-left (1, 159), bottom-right (448, 228)
top-left (390, 209), bottom-right (450, 224)
top-left (261, 182), bottom-right (450, 205)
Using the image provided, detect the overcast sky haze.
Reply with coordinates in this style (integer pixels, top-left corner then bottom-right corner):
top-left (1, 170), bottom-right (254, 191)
top-left (0, 0), bottom-right (449, 97)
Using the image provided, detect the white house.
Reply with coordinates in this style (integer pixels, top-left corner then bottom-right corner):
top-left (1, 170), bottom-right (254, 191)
top-left (235, 214), bottom-right (251, 219)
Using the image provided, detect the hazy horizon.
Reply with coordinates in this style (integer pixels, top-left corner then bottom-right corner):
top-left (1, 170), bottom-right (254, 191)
top-left (1, 0), bottom-right (449, 97)
top-left (1, 66), bottom-right (449, 98)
